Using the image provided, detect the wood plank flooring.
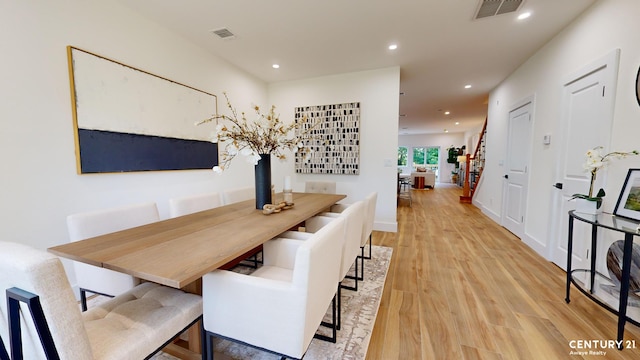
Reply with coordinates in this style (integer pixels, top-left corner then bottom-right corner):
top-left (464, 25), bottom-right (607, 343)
top-left (367, 184), bottom-right (640, 359)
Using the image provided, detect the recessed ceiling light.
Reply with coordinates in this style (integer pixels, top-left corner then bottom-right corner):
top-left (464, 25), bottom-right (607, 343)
top-left (272, 64), bottom-right (280, 69)
top-left (464, 84), bottom-right (472, 89)
top-left (444, 111), bottom-right (450, 115)
top-left (518, 12), bottom-right (531, 20)
top-left (455, 122), bottom-right (460, 125)
top-left (388, 44), bottom-right (398, 50)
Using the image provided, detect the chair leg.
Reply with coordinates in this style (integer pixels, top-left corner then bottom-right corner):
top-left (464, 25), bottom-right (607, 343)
top-left (80, 289), bottom-right (88, 312)
top-left (337, 285), bottom-right (342, 330)
top-left (363, 234), bottom-right (372, 260)
top-left (316, 292), bottom-right (337, 343)
top-left (355, 247), bottom-right (365, 281)
top-left (341, 259), bottom-right (359, 292)
top-left (205, 331), bottom-right (214, 360)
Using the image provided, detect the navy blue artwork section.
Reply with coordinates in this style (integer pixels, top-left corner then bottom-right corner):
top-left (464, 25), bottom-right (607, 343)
top-left (78, 129), bottom-right (218, 173)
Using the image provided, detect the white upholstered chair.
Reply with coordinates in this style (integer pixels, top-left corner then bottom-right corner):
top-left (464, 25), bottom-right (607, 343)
top-left (169, 191), bottom-right (222, 217)
top-left (330, 192), bottom-right (377, 280)
top-left (0, 241), bottom-right (202, 360)
top-left (304, 181), bottom-right (336, 194)
top-left (66, 202), bottom-right (160, 311)
top-left (222, 186), bottom-right (254, 205)
top-left (201, 217), bottom-right (345, 360)
top-left (279, 201), bottom-right (364, 329)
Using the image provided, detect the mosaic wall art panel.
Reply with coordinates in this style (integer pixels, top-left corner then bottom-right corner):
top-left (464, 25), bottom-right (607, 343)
top-left (295, 102), bottom-right (360, 175)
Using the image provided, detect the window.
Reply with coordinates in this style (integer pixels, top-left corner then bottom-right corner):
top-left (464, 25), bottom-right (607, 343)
top-left (412, 147), bottom-right (439, 176)
top-left (398, 147), bottom-right (408, 166)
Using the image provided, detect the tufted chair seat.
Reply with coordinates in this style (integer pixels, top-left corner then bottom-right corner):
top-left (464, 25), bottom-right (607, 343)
top-left (0, 241), bottom-right (202, 360)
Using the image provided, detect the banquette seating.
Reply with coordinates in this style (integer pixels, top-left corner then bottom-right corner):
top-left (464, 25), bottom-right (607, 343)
top-left (201, 217), bottom-right (346, 360)
top-left (66, 202), bottom-right (160, 311)
top-left (0, 241), bottom-right (202, 360)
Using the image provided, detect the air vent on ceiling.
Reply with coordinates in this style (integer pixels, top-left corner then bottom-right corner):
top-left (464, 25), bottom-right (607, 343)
top-left (210, 28), bottom-right (236, 40)
top-left (474, 0), bottom-right (523, 19)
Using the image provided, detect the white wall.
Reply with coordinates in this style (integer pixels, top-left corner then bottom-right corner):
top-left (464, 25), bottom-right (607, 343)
top-left (398, 133), bottom-right (466, 183)
top-left (0, 1), bottom-right (267, 286)
top-left (269, 67), bottom-right (401, 232)
top-left (475, 0), bottom-right (640, 257)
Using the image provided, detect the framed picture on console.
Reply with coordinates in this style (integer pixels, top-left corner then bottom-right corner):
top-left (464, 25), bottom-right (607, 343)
top-left (613, 168), bottom-right (640, 221)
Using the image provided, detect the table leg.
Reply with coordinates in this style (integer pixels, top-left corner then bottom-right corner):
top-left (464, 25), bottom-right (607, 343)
top-left (617, 233), bottom-right (634, 349)
top-left (566, 216), bottom-right (574, 303)
top-left (163, 279), bottom-right (202, 358)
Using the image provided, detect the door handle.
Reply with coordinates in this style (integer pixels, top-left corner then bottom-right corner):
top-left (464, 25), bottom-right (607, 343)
top-left (553, 183), bottom-right (563, 189)
top-left (504, 175), bottom-right (509, 179)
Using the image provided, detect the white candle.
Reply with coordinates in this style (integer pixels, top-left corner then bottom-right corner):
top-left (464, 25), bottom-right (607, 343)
top-left (284, 176), bottom-right (291, 190)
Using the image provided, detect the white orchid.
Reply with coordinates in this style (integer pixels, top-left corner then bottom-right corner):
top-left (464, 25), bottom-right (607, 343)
top-left (572, 146), bottom-right (639, 203)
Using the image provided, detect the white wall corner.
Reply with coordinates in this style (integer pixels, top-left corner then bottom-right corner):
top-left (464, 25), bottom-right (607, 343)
top-left (374, 220), bottom-right (398, 233)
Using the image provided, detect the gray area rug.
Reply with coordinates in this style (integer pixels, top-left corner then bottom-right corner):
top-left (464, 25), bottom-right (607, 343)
top-left (89, 245), bottom-right (392, 360)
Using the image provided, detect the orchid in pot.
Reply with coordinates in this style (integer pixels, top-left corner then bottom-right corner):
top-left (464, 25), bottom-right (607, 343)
top-left (571, 146), bottom-right (639, 214)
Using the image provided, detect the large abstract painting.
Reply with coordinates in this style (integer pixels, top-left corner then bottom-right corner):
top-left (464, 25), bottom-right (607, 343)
top-left (294, 102), bottom-right (360, 175)
top-left (67, 46), bottom-right (218, 174)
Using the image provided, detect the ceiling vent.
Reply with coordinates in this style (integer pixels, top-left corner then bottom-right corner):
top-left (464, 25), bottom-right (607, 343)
top-left (474, 0), bottom-right (524, 19)
top-left (210, 28), bottom-right (236, 40)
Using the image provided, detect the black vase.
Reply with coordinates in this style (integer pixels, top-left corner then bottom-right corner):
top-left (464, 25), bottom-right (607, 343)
top-left (254, 154), bottom-right (272, 209)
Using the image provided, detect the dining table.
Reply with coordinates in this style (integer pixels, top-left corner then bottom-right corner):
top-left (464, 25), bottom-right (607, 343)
top-left (48, 192), bottom-right (345, 359)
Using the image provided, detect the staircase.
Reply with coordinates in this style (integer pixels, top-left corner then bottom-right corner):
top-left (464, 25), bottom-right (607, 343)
top-left (470, 118), bottom-right (487, 197)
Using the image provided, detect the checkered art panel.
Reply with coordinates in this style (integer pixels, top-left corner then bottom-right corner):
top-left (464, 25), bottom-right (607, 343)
top-left (295, 102), bottom-right (360, 175)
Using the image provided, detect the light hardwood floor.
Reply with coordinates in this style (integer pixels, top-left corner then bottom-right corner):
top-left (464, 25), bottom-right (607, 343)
top-left (367, 184), bottom-right (640, 359)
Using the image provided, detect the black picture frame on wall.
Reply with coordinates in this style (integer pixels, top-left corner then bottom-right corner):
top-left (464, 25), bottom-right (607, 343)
top-left (614, 169), bottom-right (640, 221)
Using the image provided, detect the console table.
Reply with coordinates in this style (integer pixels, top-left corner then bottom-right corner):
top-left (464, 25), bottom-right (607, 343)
top-left (566, 210), bottom-right (640, 349)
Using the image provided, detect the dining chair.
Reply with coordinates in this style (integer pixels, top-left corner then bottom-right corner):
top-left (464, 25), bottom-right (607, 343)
top-left (66, 202), bottom-right (160, 311)
top-left (0, 241), bottom-right (202, 360)
top-left (304, 181), bottom-right (336, 194)
top-left (222, 186), bottom-right (254, 205)
top-left (330, 192), bottom-right (377, 280)
top-left (201, 217), bottom-right (345, 360)
top-left (279, 201), bottom-right (364, 330)
top-left (169, 191), bottom-right (223, 217)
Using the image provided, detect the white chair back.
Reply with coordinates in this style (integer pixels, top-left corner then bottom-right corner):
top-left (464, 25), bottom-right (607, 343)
top-left (337, 201), bottom-right (365, 280)
top-left (67, 202), bottom-right (159, 298)
top-left (169, 192), bottom-right (222, 217)
top-left (222, 186), bottom-right (254, 204)
top-left (305, 181), bottom-right (336, 194)
top-left (362, 192), bottom-right (377, 246)
top-left (0, 241), bottom-right (94, 359)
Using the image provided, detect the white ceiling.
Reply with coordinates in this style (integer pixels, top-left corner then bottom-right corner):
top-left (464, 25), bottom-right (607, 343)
top-left (119, 0), bottom-right (596, 135)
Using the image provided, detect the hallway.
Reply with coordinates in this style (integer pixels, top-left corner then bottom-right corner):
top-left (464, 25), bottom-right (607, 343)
top-left (367, 185), bottom-right (640, 359)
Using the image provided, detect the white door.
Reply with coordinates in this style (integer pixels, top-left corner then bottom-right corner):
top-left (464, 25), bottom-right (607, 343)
top-left (502, 100), bottom-right (533, 239)
top-left (549, 50), bottom-right (619, 275)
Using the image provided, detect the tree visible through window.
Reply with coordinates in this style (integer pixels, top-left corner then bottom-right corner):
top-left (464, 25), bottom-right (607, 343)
top-left (413, 147), bottom-right (439, 173)
top-left (398, 147), bottom-right (408, 166)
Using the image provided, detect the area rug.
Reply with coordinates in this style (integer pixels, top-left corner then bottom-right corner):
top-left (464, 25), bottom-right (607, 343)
top-left (151, 245), bottom-right (392, 360)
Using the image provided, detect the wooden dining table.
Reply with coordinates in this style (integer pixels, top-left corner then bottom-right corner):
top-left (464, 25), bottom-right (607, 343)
top-left (48, 192), bottom-right (345, 359)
